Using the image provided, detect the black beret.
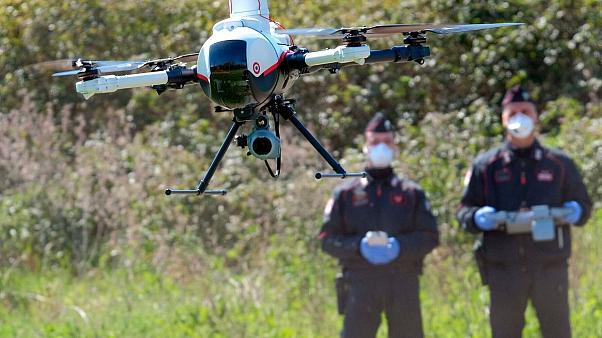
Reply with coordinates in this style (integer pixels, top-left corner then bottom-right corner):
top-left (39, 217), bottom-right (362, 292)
top-left (502, 85), bottom-right (534, 107)
top-left (365, 112), bottom-right (394, 133)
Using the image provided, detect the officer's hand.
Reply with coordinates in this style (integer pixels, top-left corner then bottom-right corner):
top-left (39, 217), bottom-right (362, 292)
top-left (562, 201), bottom-right (582, 224)
top-left (360, 237), bottom-right (400, 265)
top-left (474, 206), bottom-right (498, 231)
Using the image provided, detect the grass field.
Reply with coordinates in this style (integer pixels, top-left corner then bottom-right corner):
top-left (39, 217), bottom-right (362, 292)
top-left (1, 209), bottom-right (599, 337)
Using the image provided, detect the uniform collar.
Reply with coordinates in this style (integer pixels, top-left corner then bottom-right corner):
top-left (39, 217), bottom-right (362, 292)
top-left (362, 167), bottom-right (397, 186)
top-left (501, 139), bottom-right (544, 164)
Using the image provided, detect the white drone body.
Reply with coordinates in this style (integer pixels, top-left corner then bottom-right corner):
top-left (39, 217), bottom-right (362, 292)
top-left (53, 0), bottom-right (522, 195)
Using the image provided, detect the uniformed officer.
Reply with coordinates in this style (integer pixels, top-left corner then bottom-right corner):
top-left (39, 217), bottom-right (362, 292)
top-left (319, 113), bottom-right (439, 338)
top-left (456, 86), bottom-right (593, 338)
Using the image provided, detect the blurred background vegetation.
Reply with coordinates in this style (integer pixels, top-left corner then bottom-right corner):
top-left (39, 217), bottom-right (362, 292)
top-left (0, 0), bottom-right (600, 336)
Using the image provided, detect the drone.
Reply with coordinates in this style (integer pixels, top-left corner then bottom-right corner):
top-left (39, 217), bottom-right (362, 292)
top-left (51, 0), bottom-right (522, 196)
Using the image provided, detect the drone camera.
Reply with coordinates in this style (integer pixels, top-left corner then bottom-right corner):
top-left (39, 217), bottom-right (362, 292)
top-left (247, 128), bottom-right (281, 160)
top-left (252, 137), bottom-right (272, 154)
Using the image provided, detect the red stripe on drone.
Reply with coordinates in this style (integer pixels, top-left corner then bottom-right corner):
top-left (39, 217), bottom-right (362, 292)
top-left (196, 73), bottom-right (209, 82)
top-left (262, 51), bottom-right (290, 76)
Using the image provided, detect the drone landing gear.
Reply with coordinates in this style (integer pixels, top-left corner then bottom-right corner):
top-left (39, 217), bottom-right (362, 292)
top-left (165, 96), bottom-right (365, 197)
top-left (165, 119), bottom-right (243, 196)
top-left (271, 96), bottom-right (366, 180)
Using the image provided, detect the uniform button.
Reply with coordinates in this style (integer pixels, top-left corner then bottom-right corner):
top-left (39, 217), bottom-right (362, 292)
top-left (518, 247), bottom-right (525, 255)
top-left (521, 266), bottom-right (527, 273)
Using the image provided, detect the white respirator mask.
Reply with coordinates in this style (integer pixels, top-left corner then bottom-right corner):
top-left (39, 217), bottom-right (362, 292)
top-left (366, 143), bottom-right (394, 168)
top-left (506, 112), bottom-right (535, 139)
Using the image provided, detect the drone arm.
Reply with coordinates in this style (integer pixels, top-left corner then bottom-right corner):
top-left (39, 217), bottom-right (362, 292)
top-left (75, 66), bottom-right (198, 99)
top-left (165, 66), bottom-right (198, 87)
top-left (285, 45), bottom-right (370, 70)
top-left (304, 45), bottom-right (371, 66)
top-left (286, 45), bottom-right (430, 74)
top-left (365, 45), bottom-right (430, 64)
top-left (76, 71), bottom-right (169, 99)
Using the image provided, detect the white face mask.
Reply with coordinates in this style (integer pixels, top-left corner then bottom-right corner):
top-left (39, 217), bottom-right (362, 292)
top-left (507, 112), bottom-right (535, 139)
top-left (366, 143), bottom-right (394, 168)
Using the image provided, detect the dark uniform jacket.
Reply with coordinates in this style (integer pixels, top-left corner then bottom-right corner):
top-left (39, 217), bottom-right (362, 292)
top-left (320, 169), bottom-right (439, 273)
top-left (457, 140), bottom-right (593, 265)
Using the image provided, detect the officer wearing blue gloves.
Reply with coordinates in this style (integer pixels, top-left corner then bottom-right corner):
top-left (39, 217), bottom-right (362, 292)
top-left (457, 86), bottom-right (592, 338)
top-left (360, 232), bottom-right (401, 265)
top-left (319, 113), bottom-right (439, 338)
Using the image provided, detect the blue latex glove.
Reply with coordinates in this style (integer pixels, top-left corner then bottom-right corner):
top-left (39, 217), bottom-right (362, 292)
top-left (562, 201), bottom-right (582, 224)
top-left (360, 237), bottom-right (400, 265)
top-left (474, 206), bottom-right (498, 231)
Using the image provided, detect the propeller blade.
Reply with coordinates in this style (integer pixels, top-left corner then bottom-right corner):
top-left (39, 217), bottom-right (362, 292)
top-left (277, 23), bottom-right (523, 39)
top-left (50, 60), bottom-right (146, 77)
top-left (45, 52), bottom-right (196, 77)
top-left (34, 59), bottom-right (77, 72)
top-left (275, 27), bottom-right (342, 39)
top-left (52, 69), bottom-right (85, 77)
top-left (363, 24), bottom-right (442, 35)
top-left (364, 23), bottom-right (523, 36)
top-left (95, 61), bottom-right (147, 73)
top-left (422, 23), bottom-right (524, 34)
top-left (172, 53), bottom-right (199, 63)
top-left (142, 53), bottom-right (200, 68)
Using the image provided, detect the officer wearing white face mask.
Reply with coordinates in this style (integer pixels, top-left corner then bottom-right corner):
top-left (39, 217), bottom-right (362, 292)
top-left (457, 86), bottom-right (592, 338)
top-left (319, 113), bottom-right (439, 338)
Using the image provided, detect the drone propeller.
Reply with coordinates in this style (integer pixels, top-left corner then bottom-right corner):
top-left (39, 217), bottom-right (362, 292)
top-left (52, 60), bottom-right (148, 77)
top-left (33, 59), bottom-right (80, 72)
top-left (276, 23), bottom-right (523, 39)
top-left (44, 53), bottom-right (199, 78)
top-left (141, 53), bottom-right (198, 69)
